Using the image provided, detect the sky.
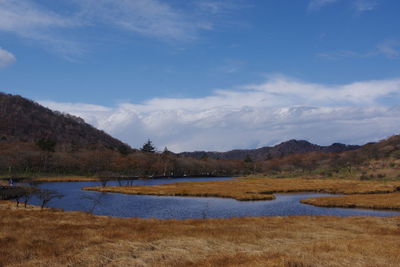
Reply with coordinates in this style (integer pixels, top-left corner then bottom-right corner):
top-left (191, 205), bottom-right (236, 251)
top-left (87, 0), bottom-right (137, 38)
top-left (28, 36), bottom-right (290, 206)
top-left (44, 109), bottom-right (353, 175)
top-left (1, 0), bottom-right (400, 152)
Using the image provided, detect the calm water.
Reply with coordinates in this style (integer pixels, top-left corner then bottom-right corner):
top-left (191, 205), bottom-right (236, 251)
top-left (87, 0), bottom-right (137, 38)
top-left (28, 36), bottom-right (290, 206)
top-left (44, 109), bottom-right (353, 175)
top-left (25, 177), bottom-right (400, 219)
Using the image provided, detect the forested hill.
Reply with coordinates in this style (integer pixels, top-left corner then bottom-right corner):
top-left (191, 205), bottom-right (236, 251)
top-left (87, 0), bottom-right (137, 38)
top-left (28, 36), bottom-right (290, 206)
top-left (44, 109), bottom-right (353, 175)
top-left (180, 140), bottom-right (360, 161)
top-left (0, 92), bottom-right (398, 178)
top-left (0, 92), bottom-right (131, 152)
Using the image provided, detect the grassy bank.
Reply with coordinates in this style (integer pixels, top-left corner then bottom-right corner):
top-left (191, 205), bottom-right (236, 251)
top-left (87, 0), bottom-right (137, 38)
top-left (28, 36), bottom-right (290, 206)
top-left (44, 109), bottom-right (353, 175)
top-left (0, 201), bottom-right (399, 266)
top-left (302, 192), bottom-right (400, 210)
top-left (83, 178), bottom-right (400, 201)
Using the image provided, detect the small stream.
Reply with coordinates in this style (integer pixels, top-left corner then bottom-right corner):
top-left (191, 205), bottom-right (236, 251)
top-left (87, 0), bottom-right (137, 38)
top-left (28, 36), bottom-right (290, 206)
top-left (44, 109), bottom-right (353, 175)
top-left (24, 177), bottom-right (400, 219)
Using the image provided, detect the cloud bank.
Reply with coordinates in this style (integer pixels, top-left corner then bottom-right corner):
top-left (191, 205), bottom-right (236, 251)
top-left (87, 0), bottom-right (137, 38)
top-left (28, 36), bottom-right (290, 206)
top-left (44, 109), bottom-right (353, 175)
top-left (0, 47), bottom-right (16, 68)
top-left (40, 76), bottom-right (400, 152)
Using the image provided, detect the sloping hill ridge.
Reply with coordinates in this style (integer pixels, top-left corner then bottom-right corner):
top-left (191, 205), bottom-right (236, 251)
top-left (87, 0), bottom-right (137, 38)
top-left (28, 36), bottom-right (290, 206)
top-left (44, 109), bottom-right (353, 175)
top-left (180, 140), bottom-right (360, 161)
top-left (0, 92), bottom-right (131, 152)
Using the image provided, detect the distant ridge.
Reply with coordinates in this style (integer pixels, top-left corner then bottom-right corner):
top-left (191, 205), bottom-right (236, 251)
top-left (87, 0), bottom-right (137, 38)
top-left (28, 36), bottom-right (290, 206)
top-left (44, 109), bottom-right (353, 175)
top-left (0, 92), bottom-right (361, 158)
top-left (0, 92), bottom-right (131, 152)
top-left (179, 139), bottom-right (360, 161)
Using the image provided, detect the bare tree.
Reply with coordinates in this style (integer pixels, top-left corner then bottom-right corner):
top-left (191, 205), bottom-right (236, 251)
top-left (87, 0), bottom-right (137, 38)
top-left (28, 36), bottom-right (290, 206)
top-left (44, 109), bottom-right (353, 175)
top-left (99, 177), bottom-right (109, 187)
top-left (22, 186), bottom-right (38, 208)
top-left (36, 189), bottom-right (64, 209)
top-left (0, 186), bottom-right (35, 207)
top-left (81, 193), bottom-right (104, 213)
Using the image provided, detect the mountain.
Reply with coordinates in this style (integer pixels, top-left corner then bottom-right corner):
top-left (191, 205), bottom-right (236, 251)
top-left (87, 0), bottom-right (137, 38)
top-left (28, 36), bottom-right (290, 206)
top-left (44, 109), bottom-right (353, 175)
top-left (179, 140), bottom-right (360, 161)
top-left (355, 134), bottom-right (400, 160)
top-left (0, 92), bottom-right (398, 178)
top-left (0, 92), bottom-right (131, 152)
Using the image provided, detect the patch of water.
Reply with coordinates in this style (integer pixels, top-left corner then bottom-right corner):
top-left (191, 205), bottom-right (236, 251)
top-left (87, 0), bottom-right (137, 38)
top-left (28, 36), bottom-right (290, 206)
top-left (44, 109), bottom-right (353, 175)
top-left (24, 177), bottom-right (400, 219)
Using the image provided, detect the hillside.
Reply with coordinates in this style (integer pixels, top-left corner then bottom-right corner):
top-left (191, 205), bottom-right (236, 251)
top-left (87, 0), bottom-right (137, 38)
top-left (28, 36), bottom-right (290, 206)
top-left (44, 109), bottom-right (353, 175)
top-left (0, 92), bottom-right (397, 178)
top-left (0, 93), bottom-right (131, 152)
top-left (180, 139), bottom-right (360, 161)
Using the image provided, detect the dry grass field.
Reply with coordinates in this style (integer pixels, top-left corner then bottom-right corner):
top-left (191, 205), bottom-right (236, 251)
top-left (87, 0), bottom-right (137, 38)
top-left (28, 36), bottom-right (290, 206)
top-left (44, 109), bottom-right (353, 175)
top-left (0, 200), bottom-right (400, 267)
top-left (83, 178), bottom-right (400, 201)
top-left (0, 200), bottom-right (43, 211)
top-left (302, 192), bottom-right (400, 210)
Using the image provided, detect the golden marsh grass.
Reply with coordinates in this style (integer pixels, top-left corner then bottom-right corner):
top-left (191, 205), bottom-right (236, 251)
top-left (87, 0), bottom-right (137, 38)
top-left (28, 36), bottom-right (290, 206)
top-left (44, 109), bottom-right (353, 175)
top-left (1, 201), bottom-right (400, 266)
top-left (83, 178), bottom-right (400, 201)
top-left (302, 192), bottom-right (400, 210)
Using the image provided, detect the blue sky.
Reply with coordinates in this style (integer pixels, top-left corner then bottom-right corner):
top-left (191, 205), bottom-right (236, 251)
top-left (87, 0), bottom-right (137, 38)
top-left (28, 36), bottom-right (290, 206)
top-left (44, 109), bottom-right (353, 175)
top-left (1, 0), bottom-right (400, 152)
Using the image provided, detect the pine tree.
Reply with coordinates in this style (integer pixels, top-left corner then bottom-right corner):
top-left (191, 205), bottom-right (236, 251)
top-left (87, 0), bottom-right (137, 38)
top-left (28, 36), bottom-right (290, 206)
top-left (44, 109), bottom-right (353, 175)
top-left (141, 139), bottom-right (156, 153)
top-left (244, 154), bottom-right (253, 163)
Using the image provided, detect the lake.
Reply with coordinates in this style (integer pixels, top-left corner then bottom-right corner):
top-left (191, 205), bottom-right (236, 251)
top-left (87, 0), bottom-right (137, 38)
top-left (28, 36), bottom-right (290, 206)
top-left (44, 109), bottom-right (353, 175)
top-left (25, 177), bottom-right (400, 219)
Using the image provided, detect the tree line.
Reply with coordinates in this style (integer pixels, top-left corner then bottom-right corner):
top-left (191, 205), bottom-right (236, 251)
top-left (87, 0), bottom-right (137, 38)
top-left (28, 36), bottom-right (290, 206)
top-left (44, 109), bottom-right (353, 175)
top-left (0, 135), bottom-right (399, 178)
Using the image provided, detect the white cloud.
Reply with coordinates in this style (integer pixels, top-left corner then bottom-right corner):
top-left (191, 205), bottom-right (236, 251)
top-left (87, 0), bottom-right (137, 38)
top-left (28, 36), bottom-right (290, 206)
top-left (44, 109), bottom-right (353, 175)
top-left (0, 47), bottom-right (16, 68)
top-left (0, 0), bottom-right (236, 56)
top-left (308, 0), bottom-right (378, 12)
top-left (76, 0), bottom-right (207, 41)
top-left (40, 76), bottom-right (400, 152)
top-left (308, 0), bottom-right (339, 10)
top-left (0, 0), bottom-right (77, 33)
top-left (354, 0), bottom-right (378, 12)
top-left (218, 59), bottom-right (246, 73)
top-left (317, 50), bottom-right (360, 59)
top-left (376, 40), bottom-right (400, 59)
top-left (0, 0), bottom-right (83, 57)
top-left (195, 0), bottom-right (244, 15)
top-left (318, 40), bottom-right (400, 60)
